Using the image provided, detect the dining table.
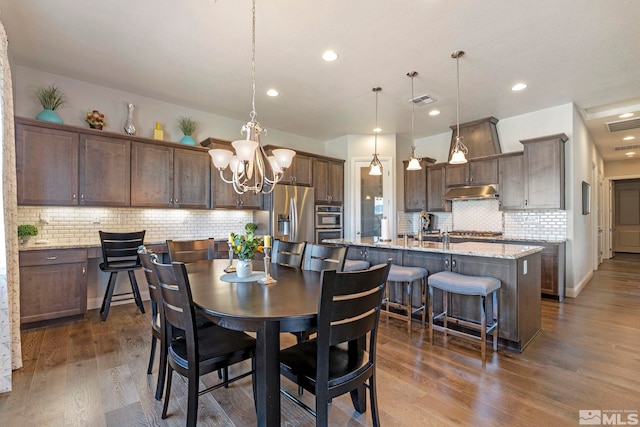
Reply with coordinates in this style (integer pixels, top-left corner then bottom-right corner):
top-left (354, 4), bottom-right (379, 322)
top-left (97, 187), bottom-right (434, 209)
top-left (186, 259), bottom-right (366, 427)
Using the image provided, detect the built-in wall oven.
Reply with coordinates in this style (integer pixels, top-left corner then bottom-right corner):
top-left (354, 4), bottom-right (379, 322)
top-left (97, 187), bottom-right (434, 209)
top-left (315, 205), bottom-right (343, 243)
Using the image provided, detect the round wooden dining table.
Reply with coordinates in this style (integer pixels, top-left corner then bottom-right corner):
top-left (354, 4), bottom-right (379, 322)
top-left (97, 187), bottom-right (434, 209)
top-left (186, 259), bottom-right (366, 426)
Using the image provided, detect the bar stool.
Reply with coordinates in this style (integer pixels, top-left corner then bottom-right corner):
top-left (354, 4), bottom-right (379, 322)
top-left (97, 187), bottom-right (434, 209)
top-left (383, 264), bottom-right (428, 334)
top-left (427, 271), bottom-right (501, 365)
top-left (343, 259), bottom-right (370, 272)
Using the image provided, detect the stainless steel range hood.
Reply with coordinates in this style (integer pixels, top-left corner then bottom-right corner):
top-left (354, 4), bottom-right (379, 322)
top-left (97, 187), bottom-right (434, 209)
top-left (443, 185), bottom-right (499, 200)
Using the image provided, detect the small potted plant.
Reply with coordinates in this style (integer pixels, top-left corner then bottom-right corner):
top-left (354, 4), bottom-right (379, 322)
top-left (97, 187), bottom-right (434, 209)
top-left (35, 84), bottom-right (67, 124)
top-left (85, 110), bottom-right (107, 130)
top-left (230, 223), bottom-right (264, 277)
top-left (177, 116), bottom-right (199, 146)
top-left (17, 224), bottom-right (38, 245)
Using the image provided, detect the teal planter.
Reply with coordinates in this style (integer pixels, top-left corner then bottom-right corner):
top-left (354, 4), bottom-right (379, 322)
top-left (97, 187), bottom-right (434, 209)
top-left (180, 135), bottom-right (197, 146)
top-left (35, 109), bottom-right (63, 124)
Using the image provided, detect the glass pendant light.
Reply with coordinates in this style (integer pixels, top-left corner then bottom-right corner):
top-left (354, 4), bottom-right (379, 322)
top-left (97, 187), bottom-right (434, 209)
top-left (449, 50), bottom-right (468, 165)
top-left (369, 87), bottom-right (383, 176)
top-left (406, 71), bottom-right (422, 170)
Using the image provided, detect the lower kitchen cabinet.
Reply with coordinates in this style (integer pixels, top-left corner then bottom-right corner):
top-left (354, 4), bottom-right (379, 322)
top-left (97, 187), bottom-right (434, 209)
top-left (19, 249), bottom-right (88, 327)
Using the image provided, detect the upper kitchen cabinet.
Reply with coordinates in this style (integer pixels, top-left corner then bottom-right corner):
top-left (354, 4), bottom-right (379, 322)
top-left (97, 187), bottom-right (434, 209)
top-left (314, 157), bottom-right (344, 205)
top-left (403, 159), bottom-right (428, 212)
top-left (16, 121), bottom-right (79, 205)
top-left (448, 117), bottom-right (501, 160)
top-left (264, 145), bottom-right (313, 187)
top-left (426, 164), bottom-right (451, 212)
top-left (521, 133), bottom-right (568, 210)
top-left (131, 141), bottom-right (211, 209)
top-left (79, 134), bottom-right (131, 206)
top-left (498, 152), bottom-right (525, 210)
top-left (445, 157), bottom-right (498, 187)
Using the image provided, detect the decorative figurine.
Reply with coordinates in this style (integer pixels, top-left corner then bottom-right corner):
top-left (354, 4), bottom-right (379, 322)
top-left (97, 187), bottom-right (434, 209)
top-left (124, 103), bottom-right (136, 135)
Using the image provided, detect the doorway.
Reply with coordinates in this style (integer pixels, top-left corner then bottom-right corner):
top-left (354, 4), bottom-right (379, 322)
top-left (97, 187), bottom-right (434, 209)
top-left (612, 178), bottom-right (640, 255)
top-left (351, 158), bottom-right (393, 239)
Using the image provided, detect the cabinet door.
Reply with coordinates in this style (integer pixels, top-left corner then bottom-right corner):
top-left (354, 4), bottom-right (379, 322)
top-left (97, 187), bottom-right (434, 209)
top-left (427, 166), bottom-right (450, 212)
top-left (327, 160), bottom-right (344, 203)
top-left (523, 135), bottom-right (566, 209)
top-left (131, 142), bottom-right (174, 207)
top-left (174, 148), bottom-right (211, 209)
top-left (281, 154), bottom-right (313, 186)
top-left (314, 159), bottom-right (329, 202)
top-left (403, 160), bottom-right (427, 212)
top-left (16, 124), bottom-right (79, 205)
top-left (469, 158), bottom-right (498, 185)
top-left (499, 154), bottom-right (524, 210)
top-left (445, 164), bottom-right (469, 187)
top-left (79, 135), bottom-right (131, 206)
top-left (239, 191), bottom-right (263, 209)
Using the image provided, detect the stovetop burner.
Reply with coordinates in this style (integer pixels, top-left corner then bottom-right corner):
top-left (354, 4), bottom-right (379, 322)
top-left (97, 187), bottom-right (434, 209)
top-left (449, 230), bottom-right (503, 237)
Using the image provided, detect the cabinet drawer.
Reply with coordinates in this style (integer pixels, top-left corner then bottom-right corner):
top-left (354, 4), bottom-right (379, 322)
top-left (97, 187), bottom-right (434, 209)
top-left (20, 249), bottom-right (88, 266)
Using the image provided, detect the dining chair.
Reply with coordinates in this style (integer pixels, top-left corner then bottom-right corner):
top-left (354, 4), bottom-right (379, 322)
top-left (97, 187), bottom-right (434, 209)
top-left (279, 261), bottom-right (391, 426)
top-left (152, 258), bottom-right (256, 427)
top-left (271, 239), bottom-right (306, 268)
top-left (301, 243), bottom-right (347, 272)
top-left (98, 230), bottom-right (146, 321)
top-left (166, 238), bottom-right (215, 263)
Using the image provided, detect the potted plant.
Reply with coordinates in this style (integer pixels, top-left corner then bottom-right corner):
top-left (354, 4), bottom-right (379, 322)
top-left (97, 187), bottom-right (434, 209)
top-left (230, 223), bottom-right (264, 277)
top-left (17, 224), bottom-right (38, 245)
top-left (85, 110), bottom-right (107, 130)
top-left (177, 116), bottom-right (199, 146)
top-left (35, 84), bottom-right (67, 124)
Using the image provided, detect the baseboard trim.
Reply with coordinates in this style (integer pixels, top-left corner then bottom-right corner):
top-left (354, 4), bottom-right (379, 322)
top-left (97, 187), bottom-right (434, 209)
top-left (565, 270), bottom-right (593, 298)
top-left (88, 290), bottom-right (150, 311)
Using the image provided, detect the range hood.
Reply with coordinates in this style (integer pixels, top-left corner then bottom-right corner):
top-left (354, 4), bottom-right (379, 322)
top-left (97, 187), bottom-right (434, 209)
top-left (443, 185), bottom-right (499, 200)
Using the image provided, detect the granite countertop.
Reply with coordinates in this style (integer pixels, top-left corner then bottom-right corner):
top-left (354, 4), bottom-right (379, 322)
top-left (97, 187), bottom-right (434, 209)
top-left (405, 234), bottom-right (566, 244)
top-left (324, 237), bottom-right (544, 259)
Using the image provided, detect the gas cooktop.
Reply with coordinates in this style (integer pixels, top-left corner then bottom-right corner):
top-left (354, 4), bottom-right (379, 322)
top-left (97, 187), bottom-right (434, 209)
top-left (449, 231), bottom-right (503, 237)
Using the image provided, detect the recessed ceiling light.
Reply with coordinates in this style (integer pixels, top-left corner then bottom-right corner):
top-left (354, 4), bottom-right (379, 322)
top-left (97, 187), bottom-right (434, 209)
top-left (429, 109), bottom-right (440, 116)
top-left (512, 83), bottom-right (527, 91)
top-left (625, 151), bottom-right (636, 157)
top-left (623, 136), bottom-right (635, 141)
top-left (322, 50), bottom-right (338, 62)
top-left (373, 127), bottom-right (381, 133)
top-left (619, 113), bottom-right (634, 118)
top-left (266, 89), bottom-right (279, 97)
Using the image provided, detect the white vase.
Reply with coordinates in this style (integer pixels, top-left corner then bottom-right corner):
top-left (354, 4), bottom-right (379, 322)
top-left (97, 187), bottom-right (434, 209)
top-left (236, 259), bottom-right (253, 278)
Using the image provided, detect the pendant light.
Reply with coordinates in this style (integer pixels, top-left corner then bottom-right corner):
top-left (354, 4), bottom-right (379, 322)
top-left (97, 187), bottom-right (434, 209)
top-left (208, 0), bottom-right (295, 194)
top-left (406, 71), bottom-right (422, 170)
top-left (449, 50), bottom-right (468, 165)
top-left (369, 87), bottom-right (383, 176)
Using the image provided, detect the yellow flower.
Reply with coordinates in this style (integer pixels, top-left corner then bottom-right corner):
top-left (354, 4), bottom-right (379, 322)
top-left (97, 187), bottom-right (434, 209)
top-left (257, 245), bottom-right (264, 252)
top-left (237, 244), bottom-right (242, 252)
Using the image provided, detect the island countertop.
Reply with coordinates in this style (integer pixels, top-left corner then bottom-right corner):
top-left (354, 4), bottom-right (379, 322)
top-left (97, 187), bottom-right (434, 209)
top-left (323, 237), bottom-right (544, 259)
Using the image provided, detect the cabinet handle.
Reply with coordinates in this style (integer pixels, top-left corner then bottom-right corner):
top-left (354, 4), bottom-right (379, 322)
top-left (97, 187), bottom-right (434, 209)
top-left (81, 193), bottom-right (85, 201)
top-left (525, 199), bottom-right (528, 206)
top-left (175, 198), bottom-right (179, 204)
top-left (45, 256), bottom-right (57, 260)
top-left (444, 258), bottom-right (450, 269)
top-left (72, 193), bottom-right (77, 200)
top-left (452, 259), bottom-right (457, 271)
top-left (82, 267), bottom-right (86, 276)
top-left (169, 198), bottom-right (173, 205)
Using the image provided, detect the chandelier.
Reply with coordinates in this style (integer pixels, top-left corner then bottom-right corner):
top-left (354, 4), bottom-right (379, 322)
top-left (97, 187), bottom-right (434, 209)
top-left (449, 50), bottom-right (468, 164)
top-left (369, 87), bottom-right (383, 176)
top-left (208, 0), bottom-right (295, 194)
top-left (406, 71), bottom-right (422, 170)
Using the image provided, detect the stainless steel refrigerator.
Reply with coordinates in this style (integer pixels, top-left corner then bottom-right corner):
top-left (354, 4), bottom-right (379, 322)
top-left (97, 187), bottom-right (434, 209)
top-left (254, 185), bottom-right (315, 243)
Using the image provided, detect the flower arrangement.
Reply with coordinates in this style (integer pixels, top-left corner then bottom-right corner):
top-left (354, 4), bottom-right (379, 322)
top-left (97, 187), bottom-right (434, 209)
top-left (178, 116), bottom-right (199, 136)
top-left (36, 84), bottom-right (67, 111)
top-left (85, 110), bottom-right (106, 129)
top-left (230, 223), bottom-right (264, 260)
top-left (18, 224), bottom-right (38, 238)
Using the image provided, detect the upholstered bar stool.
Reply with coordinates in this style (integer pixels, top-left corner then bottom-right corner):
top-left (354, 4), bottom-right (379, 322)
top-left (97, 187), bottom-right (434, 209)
top-left (427, 271), bottom-right (501, 365)
top-left (383, 264), bottom-right (428, 334)
top-left (343, 259), bottom-right (370, 272)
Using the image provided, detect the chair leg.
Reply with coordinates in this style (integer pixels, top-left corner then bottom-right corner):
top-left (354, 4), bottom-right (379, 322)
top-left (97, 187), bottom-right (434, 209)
top-left (493, 290), bottom-right (499, 352)
top-left (100, 272), bottom-right (118, 321)
top-left (186, 370), bottom-right (199, 427)
top-left (406, 281), bottom-right (413, 335)
top-left (421, 278), bottom-right (427, 328)
top-left (251, 357), bottom-right (257, 414)
top-left (428, 285), bottom-right (434, 345)
top-left (128, 270), bottom-right (145, 314)
top-left (147, 335), bottom-right (157, 374)
top-left (162, 366), bottom-right (173, 419)
top-left (155, 335), bottom-right (168, 401)
top-left (369, 373), bottom-right (381, 427)
top-left (480, 295), bottom-right (487, 366)
top-left (443, 291), bottom-right (449, 340)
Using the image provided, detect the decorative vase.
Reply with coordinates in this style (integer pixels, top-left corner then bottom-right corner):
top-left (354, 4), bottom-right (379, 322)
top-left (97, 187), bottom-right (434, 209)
top-left (236, 259), bottom-right (253, 278)
top-left (124, 103), bottom-right (136, 135)
top-left (35, 109), bottom-right (63, 124)
top-left (89, 124), bottom-right (103, 130)
top-left (180, 135), bottom-right (197, 146)
top-left (19, 237), bottom-right (29, 245)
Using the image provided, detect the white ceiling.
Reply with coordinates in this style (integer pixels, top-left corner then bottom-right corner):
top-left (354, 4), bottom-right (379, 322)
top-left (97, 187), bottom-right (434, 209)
top-left (2, 0), bottom-right (640, 161)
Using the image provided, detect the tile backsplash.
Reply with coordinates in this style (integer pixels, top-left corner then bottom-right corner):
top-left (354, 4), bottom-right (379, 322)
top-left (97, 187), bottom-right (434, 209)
top-left (452, 200), bottom-right (503, 232)
top-left (17, 206), bottom-right (255, 246)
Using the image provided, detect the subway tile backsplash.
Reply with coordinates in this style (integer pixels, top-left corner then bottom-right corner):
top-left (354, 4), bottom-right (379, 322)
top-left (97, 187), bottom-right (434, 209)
top-left (17, 206), bottom-right (255, 246)
top-left (503, 210), bottom-right (567, 240)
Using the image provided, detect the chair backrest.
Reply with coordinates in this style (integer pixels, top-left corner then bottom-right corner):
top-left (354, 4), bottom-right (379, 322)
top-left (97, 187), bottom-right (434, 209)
top-left (99, 230), bottom-right (146, 269)
top-left (167, 238), bottom-right (215, 263)
top-left (302, 243), bottom-right (347, 272)
top-left (152, 259), bottom-right (198, 350)
top-left (316, 262), bottom-right (390, 363)
top-left (138, 246), bottom-right (161, 305)
top-left (271, 239), bottom-right (307, 268)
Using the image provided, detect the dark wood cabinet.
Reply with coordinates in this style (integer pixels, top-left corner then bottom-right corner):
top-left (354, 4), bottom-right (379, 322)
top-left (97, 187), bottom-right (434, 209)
top-left (79, 134), bottom-right (131, 206)
top-left (521, 133), bottom-right (567, 209)
top-left (314, 158), bottom-right (344, 204)
top-left (445, 164), bottom-right (468, 187)
top-left (499, 153), bottom-right (525, 210)
top-left (19, 249), bottom-right (88, 326)
top-left (448, 116), bottom-right (501, 160)
top-left (427, 164), bottom-right (451, 212)
top-left (16, 122), bottom-right (79, 205)
top-left (174, 148), bottom-right (212, 209)
top-left (445, 157), bottom-right (498, 187)
top-left (403, 160), bottom-right (428, 212)
top-left (279, 153), bottom-right (313, 186)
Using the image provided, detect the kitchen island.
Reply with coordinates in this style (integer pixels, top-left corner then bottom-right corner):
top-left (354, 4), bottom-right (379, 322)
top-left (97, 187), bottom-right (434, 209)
top-left (325, 237), bottom-right (544, 351)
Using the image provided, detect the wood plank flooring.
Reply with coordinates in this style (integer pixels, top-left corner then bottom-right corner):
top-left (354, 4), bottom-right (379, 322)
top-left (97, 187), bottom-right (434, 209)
top-left (1, 255), bottom-right (639, 426)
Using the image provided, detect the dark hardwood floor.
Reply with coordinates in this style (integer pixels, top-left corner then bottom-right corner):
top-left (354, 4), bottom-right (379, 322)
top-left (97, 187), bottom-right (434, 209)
top-left (1, 256), bottom-right (639, 426)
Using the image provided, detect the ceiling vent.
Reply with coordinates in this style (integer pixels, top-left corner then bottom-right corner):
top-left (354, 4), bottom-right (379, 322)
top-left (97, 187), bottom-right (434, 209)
top-left (410, 93), bottom-right (436, 105)
top-left (606, 117), bottom-right (640, 132)
top-left (614, 144), bottom-right (640, 151)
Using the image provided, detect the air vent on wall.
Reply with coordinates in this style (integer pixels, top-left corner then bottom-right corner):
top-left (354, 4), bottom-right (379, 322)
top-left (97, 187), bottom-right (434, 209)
top-left (614, 144), bottom-right (640, 151)
top-left (606, 117), bottom-right (640, 132)
top-left (410, 93), bottom-right (436, 105)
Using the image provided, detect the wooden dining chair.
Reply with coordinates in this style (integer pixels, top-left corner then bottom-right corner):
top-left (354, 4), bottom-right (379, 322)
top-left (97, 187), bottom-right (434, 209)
top-left (166, 238), bottom-right (215, 263)
top-left (98, 230), bottom-right (146, 321)
top-left (279, 262), bottom-right (391, 426)
top-left (302, 243), bottom-right (347, 272)
top-left (271, 239), bottom-right (306, 268)
top-left (152, 258), bottom-right (256, 427)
